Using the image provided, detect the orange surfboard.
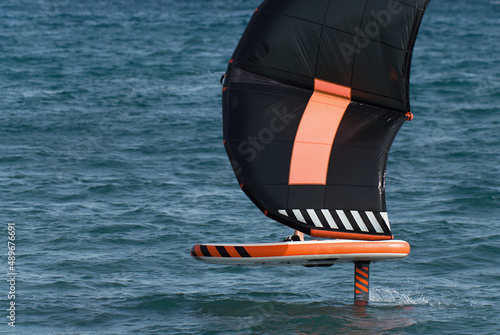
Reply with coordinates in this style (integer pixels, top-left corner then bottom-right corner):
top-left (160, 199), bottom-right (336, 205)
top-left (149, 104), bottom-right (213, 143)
top-left (191, 240), bottom-right (410, 267)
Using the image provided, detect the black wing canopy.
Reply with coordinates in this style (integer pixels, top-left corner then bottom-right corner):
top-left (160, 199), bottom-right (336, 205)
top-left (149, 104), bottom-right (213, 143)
top-left (222, 0), bottom-right (430, 240)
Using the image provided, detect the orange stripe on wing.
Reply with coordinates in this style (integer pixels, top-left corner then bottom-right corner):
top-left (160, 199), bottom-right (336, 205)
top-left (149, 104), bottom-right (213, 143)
top-left (315, 79), bottom-right (351, 98)
top-left (289, 79), bottom-right (351, 185)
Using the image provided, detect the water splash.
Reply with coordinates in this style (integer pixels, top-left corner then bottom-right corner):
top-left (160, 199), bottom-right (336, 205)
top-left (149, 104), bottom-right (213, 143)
top-left (370, 287), bottom-right (430, 306)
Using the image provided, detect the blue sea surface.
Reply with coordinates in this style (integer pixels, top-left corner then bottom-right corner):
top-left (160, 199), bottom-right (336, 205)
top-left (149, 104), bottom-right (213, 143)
top-left (0, 0), bottom-right (499, 334)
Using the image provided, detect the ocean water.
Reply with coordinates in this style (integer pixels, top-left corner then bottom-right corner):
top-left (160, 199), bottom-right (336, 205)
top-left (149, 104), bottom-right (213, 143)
top-left (0, 0), bottom-right (499, 334)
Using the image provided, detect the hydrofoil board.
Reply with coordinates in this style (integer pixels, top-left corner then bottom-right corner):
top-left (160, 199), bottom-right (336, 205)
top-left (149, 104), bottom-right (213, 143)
top-left (191, 239), bottom-right (410, 266)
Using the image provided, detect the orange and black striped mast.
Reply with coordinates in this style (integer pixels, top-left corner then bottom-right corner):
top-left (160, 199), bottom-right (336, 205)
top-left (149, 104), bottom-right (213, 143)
top-left (354, 261), bottom-right (370, 305)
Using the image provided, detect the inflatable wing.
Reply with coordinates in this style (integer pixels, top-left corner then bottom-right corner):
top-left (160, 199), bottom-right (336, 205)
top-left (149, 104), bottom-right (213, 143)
top-left (222, 0), bottom-right (431, 240)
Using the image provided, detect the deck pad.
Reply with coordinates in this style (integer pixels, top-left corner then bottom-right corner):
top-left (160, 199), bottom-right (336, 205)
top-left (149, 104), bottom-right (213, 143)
top-left (191, 239), bottom-right (410, 266)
